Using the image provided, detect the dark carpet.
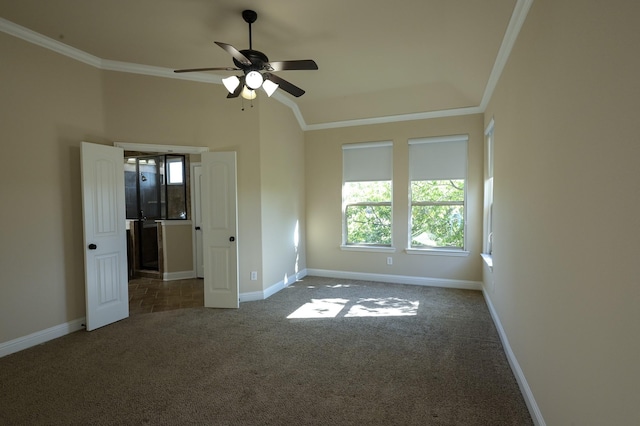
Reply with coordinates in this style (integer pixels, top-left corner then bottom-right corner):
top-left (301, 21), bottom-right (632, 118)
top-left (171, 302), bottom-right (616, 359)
top-left (0, 276), bottom-right (532, 425)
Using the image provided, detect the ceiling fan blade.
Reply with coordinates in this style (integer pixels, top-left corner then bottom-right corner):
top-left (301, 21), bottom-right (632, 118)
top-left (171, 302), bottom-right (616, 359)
top-left (174, 67), bottom-right (239, 73)
top-left (266, 60), bottom-right (318, 72)
top-left (215, 41), bottom-right (252, 66)
top-left (265, 73), bottom-right (305, 97)
top-left (227, 76), bottom-right (245, 98)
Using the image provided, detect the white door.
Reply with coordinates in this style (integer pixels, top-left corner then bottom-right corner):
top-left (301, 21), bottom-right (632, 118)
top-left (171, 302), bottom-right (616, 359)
top-left (192, 164), bottom-right (204, 278)
top-left (80, 142), bottom-right (129, 330)
top-left (201, 152), bottom-right (239, 308)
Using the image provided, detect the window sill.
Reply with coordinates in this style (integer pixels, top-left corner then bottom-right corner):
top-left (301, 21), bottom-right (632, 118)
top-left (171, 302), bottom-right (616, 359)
top-left (405, 248), bottom-right (470, 257)
top-left (481, 253), bottom-right (493, 271)
top-left (340, 245), bottom-right (396, 253)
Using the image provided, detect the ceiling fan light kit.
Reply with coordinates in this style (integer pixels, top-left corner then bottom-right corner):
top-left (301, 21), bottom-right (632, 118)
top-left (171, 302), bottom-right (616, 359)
top-left (262, 79), bottom-right (279, 97)
top-left (245, 71), bottom-right (263, 90)
top-left (222, 75), bottom-right (240, 93)
top-left (174, 9), bottom-right (318, 105)
top-left (241, 86), bottom-right (257, 100)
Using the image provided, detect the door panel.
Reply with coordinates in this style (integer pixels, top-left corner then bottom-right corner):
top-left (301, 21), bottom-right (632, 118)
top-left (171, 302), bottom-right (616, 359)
top-left (81, 142), bottom-right (128, 331)
top-left (202, 152), bottom-right (239, 308)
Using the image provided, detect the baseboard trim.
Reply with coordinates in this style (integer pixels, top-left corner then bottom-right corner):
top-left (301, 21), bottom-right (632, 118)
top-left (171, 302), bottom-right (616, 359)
top-left (0, 318), bottom-right (85, 358)
top-left (162, 270), bottom-right (196, 281)
top-left (305, 269), bottom-right (482, 291)
top-left (1, 270), bottom-right (476, 357)
top-left (240, 270), bottom-right (309, 302)
top-left (482, 289), bottom-right (546, 426)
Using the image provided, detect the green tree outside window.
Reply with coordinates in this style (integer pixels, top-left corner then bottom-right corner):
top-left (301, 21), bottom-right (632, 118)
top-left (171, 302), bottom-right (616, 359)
top-left (411, 180), bottom-right (465, 248)
top-left (344, 181), bottom-right (391, 245)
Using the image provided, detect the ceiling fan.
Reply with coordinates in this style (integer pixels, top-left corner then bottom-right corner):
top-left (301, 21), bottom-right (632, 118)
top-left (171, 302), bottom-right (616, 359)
top-left (174, 9), bottom-right (318, 99)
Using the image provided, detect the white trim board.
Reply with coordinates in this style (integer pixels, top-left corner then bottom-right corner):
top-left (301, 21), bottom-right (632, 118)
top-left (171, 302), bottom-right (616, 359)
top-left (479, 0), bottom-right (535, 111)
top-left (1, 268), bottom-right (478, 358)
top-left (115, 142), bottom-right (209, 154)
top-left (0, 1), bottom-right (533, 131)
top-left (482, 289), bottom-right (546, 426)
top-left (163, 270), bottom-right (197, 281)
top-left (240, 269), bottom-right (308, 302)
top-left (0, 318), bottom-right (85, 358)
top-left (306, 269), bottom-right (482, 291)
top-left (238, 268), bottom-right (482, 301)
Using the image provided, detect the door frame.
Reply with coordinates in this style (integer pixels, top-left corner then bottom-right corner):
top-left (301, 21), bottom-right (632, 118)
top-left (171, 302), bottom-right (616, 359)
top-left (117, 144), bottom-right (209, 277)
top-left (114, 143), bottom-right (238, 290)
top-left (81, 142), bottom-right (241, 328)
top-left (113, 142), bottom-right (209, 155)
top-left (190, 162), bottom-right (204, 278)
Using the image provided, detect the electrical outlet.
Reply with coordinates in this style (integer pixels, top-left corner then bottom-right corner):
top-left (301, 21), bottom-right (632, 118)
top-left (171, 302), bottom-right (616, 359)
top-left (250, 271), bottom-right (258, 280)
top-left (387, 257), bottom-right (393, 265)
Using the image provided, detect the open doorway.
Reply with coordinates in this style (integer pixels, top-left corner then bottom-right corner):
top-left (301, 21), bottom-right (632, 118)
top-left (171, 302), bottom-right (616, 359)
top-left (83, 143), bottom-right (239, 326)
top-left (124, 154), bottom-right (188, 278)
top-left (115, 143), bottom-right (211, 316)
top-left (113, 143), bottom-right (239, 314)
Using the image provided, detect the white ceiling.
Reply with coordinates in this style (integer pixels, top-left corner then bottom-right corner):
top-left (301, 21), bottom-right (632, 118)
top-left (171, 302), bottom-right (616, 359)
top-left (0, 0), bottom-right (527, 127)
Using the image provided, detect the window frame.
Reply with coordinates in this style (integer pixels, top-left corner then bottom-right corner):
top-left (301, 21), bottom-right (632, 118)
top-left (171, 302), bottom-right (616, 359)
top-left (483, 119), bottom-right (495, 258)
top-left (341, 141), bottom-right (394, 250)
top-left (407, 135), bottom-right (469, 254)
top-left (166, 155), bottom-right (185, 185)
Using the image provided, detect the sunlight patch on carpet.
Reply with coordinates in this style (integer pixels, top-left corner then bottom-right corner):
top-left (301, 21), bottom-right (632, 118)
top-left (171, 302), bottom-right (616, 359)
top-left (345, 297), bottom-right (419, 317)
top-left (287, 298), bottom-right (349, 318)
top-left (287, 297), bottom-right (419, 319)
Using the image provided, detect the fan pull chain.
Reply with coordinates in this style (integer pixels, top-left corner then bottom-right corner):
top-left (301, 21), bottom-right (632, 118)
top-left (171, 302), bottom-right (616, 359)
top-left (241, 97), bottom-right (254, 111)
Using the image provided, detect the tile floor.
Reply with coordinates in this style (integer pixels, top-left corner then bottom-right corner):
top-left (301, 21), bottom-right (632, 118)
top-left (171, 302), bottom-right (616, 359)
top-left (128, 277), bottom-right (204, 315)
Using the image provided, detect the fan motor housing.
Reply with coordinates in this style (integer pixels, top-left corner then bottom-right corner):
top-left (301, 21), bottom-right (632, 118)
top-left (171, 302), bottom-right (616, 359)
top-left (234, 49), bottom-right (269, 71)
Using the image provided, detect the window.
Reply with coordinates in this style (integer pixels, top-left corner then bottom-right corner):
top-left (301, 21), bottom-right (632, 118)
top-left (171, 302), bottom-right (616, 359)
top-left (167, 156), bottom-right (184, 185)
top-left (484, 119), bottom-right (494, 254)
top-left (342, 142), bottom-right (393, 246)
top-left (408, 135), bottom-right (468, 250)
top-left (124, 154), bottom-right (188, 221)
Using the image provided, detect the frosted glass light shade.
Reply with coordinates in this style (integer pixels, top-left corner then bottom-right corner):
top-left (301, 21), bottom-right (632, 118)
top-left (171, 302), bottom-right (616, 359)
top-left (262, 79), bottom-right (279, 97)
top-left (241, 86), bottom-right (257, 100)
top-left (222, 75), bottom-right (240, 94)
top-left (245, 71), bottom-right (263, 89)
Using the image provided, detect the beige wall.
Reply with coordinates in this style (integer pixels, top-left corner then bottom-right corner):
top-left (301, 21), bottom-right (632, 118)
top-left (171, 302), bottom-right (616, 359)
top-left (0, 33), bottom-right (106, 342)
top-left (484, 0), bottom-right (640, 424)
top-left (101, 71), bottom-right (265, 294)
top-left (258, 98), bottom-right (307, 288)
top-left (304, 115), bottom-right (484, 282)
top-left (4, 3), bottom-right (639, 421)
top-left (0, 32), bottom-right (275, 345)
top-left (160, 222), bottom-right (193, 274)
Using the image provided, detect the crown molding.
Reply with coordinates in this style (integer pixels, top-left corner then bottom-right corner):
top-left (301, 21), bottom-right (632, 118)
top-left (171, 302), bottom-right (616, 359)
top-left (303, 105), bottom-right (484, 131)
top-left (0, 0), bottom-right (533, 131)
top-left (101, 59), bottom-right (222, 84)
top-left (270, 91), bottom-right (308, 129)
top-left (0, 17), bottom-right (102, 67)
top-left (295, 0), bottom-right (533, 131)
top-left (479, 0), bottom-right (534, 111)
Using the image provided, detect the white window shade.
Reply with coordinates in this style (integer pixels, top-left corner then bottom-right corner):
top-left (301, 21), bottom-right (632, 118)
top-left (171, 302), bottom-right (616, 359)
top-left (343, 141), bottom-right (393, 182)
top-left (408, 136), bottom-right (468, 180)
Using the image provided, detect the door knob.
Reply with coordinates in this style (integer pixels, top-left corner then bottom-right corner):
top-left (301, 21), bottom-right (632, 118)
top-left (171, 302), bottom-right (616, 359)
top-left (229, 236), bottom-right (235, 242)
top-left (88, 243), bottom-right (97, 250)
top-left (195, 226), bottom-right (201, 230)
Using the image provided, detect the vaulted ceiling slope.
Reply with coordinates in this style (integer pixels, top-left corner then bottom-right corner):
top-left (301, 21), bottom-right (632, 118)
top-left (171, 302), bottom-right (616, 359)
top-left (0, 0), bottom-right (532, 129)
